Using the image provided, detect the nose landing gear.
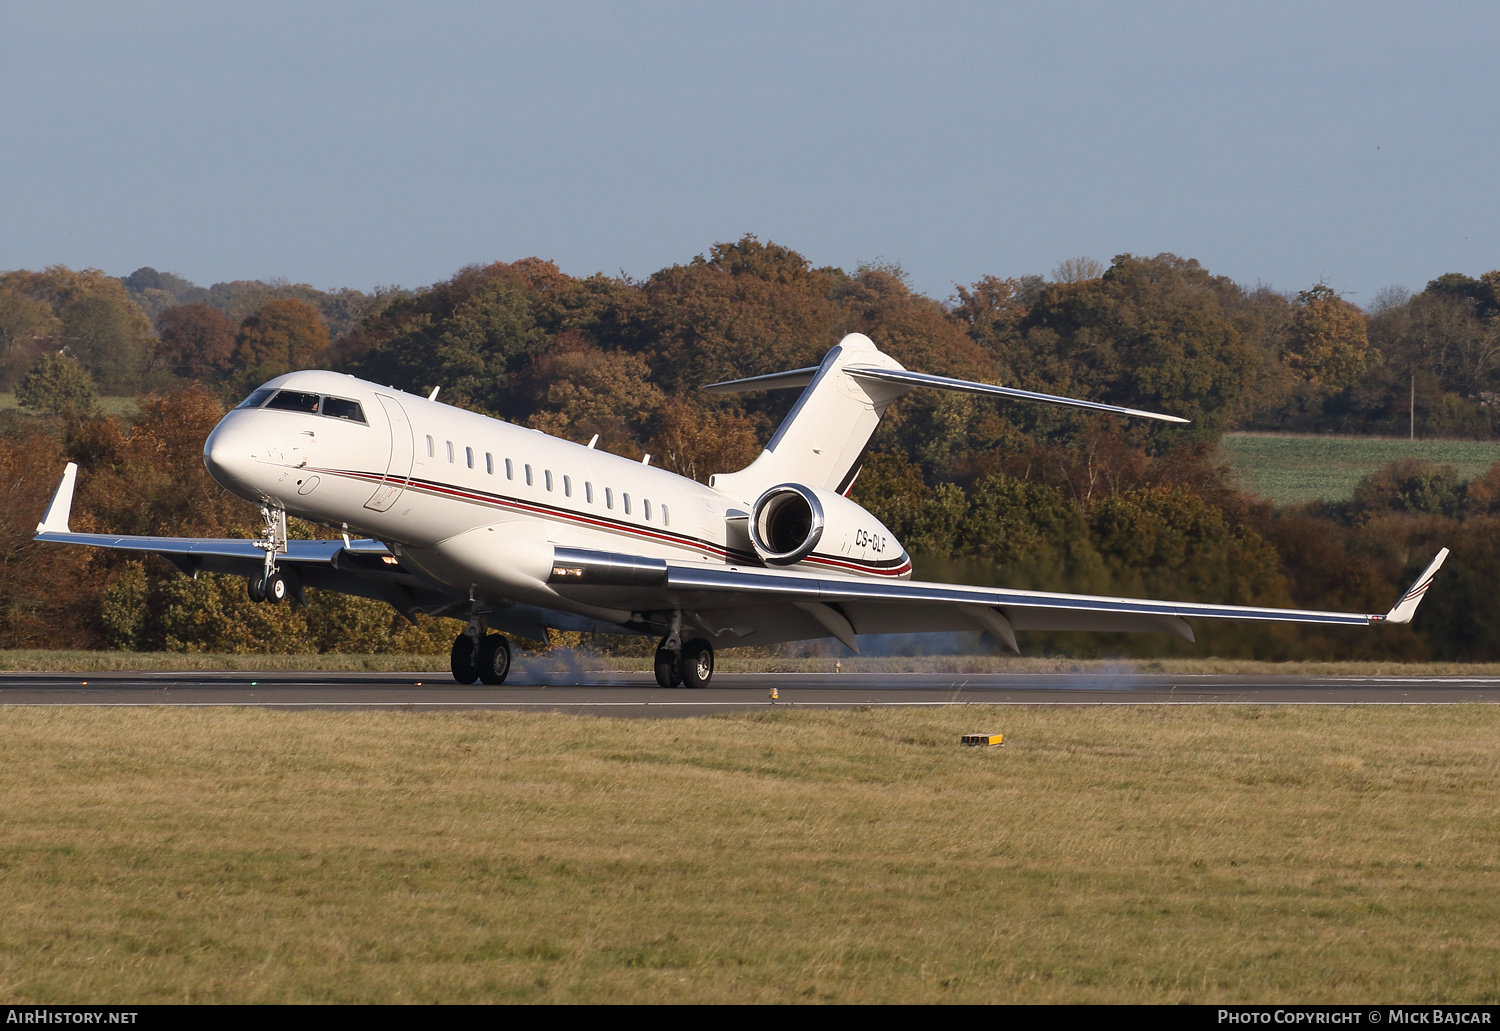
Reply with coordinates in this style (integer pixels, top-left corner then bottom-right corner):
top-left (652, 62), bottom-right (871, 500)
top-left (247, 571), bottom-right (289, 604)
top-left (246, 504), bottom-right (291, 605)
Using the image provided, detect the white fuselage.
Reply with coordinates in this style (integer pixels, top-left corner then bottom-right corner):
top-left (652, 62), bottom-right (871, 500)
top-left (203, 370), bottom-right (910, 626)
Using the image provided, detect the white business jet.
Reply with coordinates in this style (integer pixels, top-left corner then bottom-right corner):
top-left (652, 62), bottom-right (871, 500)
top-left (34, 332), bottom-right (1447, 686)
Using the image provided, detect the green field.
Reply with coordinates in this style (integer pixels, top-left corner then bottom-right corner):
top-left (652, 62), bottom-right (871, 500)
top-left (0, 392), bottom-right (140, 417)
top-left (2, 706), bottom-right (1497, 1003)
top-left (1219, 434), bottom-right (1500, 505)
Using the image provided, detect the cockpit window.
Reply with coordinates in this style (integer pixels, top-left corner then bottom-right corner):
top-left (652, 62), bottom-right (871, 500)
top-left (265, 390), bottom-right (321, 414)
top-left (321, 397), bottom-right (366, 423)
top-left (243, 388), bottom-right (368, 425)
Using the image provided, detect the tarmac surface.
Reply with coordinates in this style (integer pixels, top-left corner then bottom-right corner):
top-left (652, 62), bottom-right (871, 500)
top-left (4, 669), bottom-right (1500, 713)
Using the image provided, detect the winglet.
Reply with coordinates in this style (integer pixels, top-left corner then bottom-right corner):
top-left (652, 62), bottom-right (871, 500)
top-left (1384, 547), bottom-right (1449, 624)
top-left (35, 463), bottom-right (78, 535)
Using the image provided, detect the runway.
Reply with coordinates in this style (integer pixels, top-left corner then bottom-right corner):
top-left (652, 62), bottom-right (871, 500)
top-left (4, 669), bottom-right (1500, 712)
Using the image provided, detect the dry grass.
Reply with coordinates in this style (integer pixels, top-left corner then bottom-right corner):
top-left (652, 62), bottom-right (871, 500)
top-left (1, 706), bottom-right (1498, 1003)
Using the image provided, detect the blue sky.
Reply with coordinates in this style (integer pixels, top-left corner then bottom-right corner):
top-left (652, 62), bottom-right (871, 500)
top-left (2, 1), bottom-right (1495, 305)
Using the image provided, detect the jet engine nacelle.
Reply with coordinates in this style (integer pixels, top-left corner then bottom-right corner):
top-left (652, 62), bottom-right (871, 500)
top-left (749, 482), bottom-right (909, 577)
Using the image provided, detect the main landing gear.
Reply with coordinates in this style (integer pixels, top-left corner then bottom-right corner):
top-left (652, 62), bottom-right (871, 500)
top-left (654, 636), bottom-right (714, 689)
top-left (451, 631), bottom-right (511, 685)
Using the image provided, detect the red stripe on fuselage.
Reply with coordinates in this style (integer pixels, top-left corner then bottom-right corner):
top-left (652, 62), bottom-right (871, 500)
top-left (310, 466), bottom-right (913, 578)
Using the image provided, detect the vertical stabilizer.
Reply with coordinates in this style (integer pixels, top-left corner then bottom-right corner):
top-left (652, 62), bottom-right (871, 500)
top-left (710, 334), bottom-right (913, 504)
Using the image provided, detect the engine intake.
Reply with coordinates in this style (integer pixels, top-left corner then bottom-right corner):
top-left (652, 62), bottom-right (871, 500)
top-left (750, 484), bottom-right (825, 565)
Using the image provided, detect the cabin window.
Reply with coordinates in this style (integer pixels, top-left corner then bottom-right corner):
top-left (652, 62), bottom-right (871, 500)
top-left (605, 487), bottom-right (613, 510)
top-left (505, 458), bottom-right (513, 480)
top-left (585, 482), bottom-right (594, 504)
top-left (465, 446), bottom-right (474, 469)
top-left (485, 453), bottom-right (493, 474)
top-left (236, 387), bottom-right (276, 410)
top-left (446, 441), bottom-right (455, 463)
top-left (266, 390), bottom-right (320, 414)
top-left (426, 435), bottom-right (434, 457)
top-left (623, 493), bottom-right (632, 515)
top-left (544, 470), bottom-right (554, 491)
top-left (662, 505), bottom-right (670, 526)
top-left (643, 499), bottom-right (652, 521)
top-left (563, 475), bottom-right (572, 497)
top-left (321, 397), bottom-right (366, 423)
top-left (524, 464), bottom-right (533, 486)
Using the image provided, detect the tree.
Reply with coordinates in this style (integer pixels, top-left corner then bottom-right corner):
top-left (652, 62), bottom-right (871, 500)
top-left (959, 473), bottom-right (1105, 591)
top-left (349, 268), bottom-right (551, 413)
top-left (156, 303), bottom-right (237, 380)
top-left (1004, 254), bottom-right (1263, 444)
top-left (1349, 460), bottom-right (1466, 520)
top-left (648, 397), bottom-right (761, 483)
top-left (0, 288), bottom-right (59, 355)
top-left (15, 352), bottom-right (97, 414)
top-left (696, 233), bottom-right (844, 291)
top-left (121, 267), bottom-right (208, 326)
top-left (1052, 256), bottom-right (1104, 283)
top-left (0, 266), bottom-right (154, 392)
top-left (525, 342), bottom-right (664, 452)
top-left (59, 293), bottom-right (153, 390)
top-left (1282, 284), bottom-right (1369, 389)
top-left (233, 299), bottom-right (330, 380)
top-left (0, 288), bottom-right (60, 388)
top-left (0, 429), bottom-right (98, 648)
top-left (1426, 271), bottom-right (1500, 321)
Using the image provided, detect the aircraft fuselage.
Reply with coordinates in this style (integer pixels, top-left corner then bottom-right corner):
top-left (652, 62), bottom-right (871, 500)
top-left (203, 370), bottom-right (911, 630)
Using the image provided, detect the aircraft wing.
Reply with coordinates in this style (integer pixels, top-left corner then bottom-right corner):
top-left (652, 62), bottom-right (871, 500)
top-left (32, 464), bottom-right (458, 618)
top-left (548, 546), bottom-right (1449, 652)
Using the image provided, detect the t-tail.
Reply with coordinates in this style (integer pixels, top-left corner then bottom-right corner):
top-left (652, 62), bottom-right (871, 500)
top-left (702, 332), bottom-right (1188, 504)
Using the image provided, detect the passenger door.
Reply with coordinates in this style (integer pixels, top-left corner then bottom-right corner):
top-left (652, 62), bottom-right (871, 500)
top-left (364, 394), bottom-right (415, 512)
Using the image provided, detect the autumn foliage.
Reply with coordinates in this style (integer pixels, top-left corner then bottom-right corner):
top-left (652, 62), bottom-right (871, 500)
top-left (3, 237), bottom-right (1499, 658)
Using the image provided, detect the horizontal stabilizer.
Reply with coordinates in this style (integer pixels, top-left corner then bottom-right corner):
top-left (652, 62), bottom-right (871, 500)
top-left (36, 462), bottom-right (78, 534)
top-left (1384, 548), bottom-right (1449, 624)
top-left (844, 367), bottom-right (1190, 424)
top-left (701, 366), bottom-right (820, 394)
top-left (702, 332), bottom-right (1187, 501)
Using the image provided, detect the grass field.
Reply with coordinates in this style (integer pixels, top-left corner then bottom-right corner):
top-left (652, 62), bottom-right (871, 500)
top-left (1219, 434), bottom-right (1500, 506)
top-left (1, 706), bottom-right (1497, 1003)
top-left (0, 392), bottom-right (140, 417)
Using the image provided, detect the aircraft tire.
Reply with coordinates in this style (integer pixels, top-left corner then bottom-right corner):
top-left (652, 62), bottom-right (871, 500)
top-left (450, 633), bottom-right (480, 685)
top-left (477, 633), bottom-right (511, 686)
top-left (264, 573), bottom-right (288, 604)
top-left (653, 642), bottom-right (681, 689)
top-left (680, 638), bottom-right (714, 689)
top-left (247, 576), bottom-right (266, 603)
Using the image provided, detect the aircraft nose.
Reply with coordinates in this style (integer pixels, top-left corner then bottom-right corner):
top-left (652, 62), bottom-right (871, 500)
top-left (203, 417), bottom-right (259, 495)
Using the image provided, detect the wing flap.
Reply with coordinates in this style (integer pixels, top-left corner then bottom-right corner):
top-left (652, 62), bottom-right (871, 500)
top-left (662, 564), bottom-right (1385, 638)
